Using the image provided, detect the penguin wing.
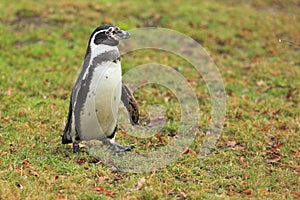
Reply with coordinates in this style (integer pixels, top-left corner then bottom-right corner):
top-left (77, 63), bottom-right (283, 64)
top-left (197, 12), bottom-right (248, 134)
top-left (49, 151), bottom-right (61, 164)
top-left (121, 83), bottom-right (139, 125)
top-left (62, 53), bottom-right (92, 144)
top-left (62, 79), bottom-right (82, 144)
top-left (62, 95), bottom-right (73, 144)
top-left (62, 61), bottom-right (87, 144)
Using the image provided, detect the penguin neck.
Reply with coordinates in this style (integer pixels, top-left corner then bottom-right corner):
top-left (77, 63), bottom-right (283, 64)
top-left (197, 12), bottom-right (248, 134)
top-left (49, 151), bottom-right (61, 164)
top-left (91, 44), bottom-right (119, 60)
top-left (81, 44), bottom-right (120, 80)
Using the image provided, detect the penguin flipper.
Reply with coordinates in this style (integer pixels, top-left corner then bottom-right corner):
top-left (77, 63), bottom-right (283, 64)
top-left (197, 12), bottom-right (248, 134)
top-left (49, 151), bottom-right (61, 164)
top-left (62, 96), bottom-right (73, 144)
top-left (121, 83), bottom-right (139, 125)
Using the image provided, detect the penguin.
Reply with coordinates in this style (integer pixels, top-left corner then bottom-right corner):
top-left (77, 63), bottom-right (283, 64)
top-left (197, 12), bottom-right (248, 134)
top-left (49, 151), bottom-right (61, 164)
top-left (62, 25), bottom-right (139, 153)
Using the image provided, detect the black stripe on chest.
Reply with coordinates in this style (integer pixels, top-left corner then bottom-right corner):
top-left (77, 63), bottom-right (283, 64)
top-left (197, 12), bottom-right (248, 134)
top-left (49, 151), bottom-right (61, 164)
top-left (74, 50), bottom-right (120, 139)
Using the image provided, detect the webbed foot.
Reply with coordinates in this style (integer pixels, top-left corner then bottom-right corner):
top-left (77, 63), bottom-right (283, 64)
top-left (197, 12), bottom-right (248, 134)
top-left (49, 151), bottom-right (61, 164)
top-left (108, 142), bottom-right (134, 153)
top-left (73, 142), bottom-right (80, 153)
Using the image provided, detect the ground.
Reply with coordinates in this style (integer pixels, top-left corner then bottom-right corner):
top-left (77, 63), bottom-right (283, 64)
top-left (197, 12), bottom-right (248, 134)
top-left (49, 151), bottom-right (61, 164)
top-left (0, 0), bottom-right (299, 199)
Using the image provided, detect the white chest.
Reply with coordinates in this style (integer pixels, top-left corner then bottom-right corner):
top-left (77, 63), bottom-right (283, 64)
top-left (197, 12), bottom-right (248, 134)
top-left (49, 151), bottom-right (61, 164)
top-left (94, 61), bottom-right (122, 116)
top-left (82, 61), bottom-right (122, 139)
top-left (75, 45), bottom-right (121, 141)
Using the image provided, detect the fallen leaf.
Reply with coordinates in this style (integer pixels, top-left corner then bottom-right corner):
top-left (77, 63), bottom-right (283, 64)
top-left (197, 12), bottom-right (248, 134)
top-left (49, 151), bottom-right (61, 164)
top-left (242, 88), bottom-right (249, 93)
top-left (252, 57), bottom-right (260, 63)
top-left (291, 191), bottom-right (300, 198)
top-left (266, 138), bottom-right (283, 164)
top-left (50, 103), bottom-right (57, 110)
top-left (135, 177), bottom-right (146, 190)
top-left (256, 80), bottom-right (265, 87)
top-left (6, 87), bottom-right (12, 96)
top-left (145, 141), bottom-right (152, 148)
top-left (0, 152), bottom-right (7, 156)
top-left (157, 135), bottom-right (167, 144)
top-left (229, 185), bottom-right (235, 193)
top-left (94, 186), bottom-right (105, 192)
top-left (226, 140), bottom-right (236, 147)
top-left (63, 31), bottom-right (70, 38)
top-left (260, 126), bottom-right (271, 132)
top-left (164, 97), bottom-right (169, 103)
top-left (267, 141), bottom-right (280, 149)
top-left (266, 158), bottom-right (281, 164)
top-left (77, 158), bottom-right (86, 164)
top-left (242, 95), bottom-right (249, 100)
top-left (272, 109), bottom-right (281, 116)
top-left (97, 176), bottom-right (107, 184)
top-left (242, 174), bottom-right (248, 180)
top-left (241, 189), bottom-right (252, 195)
top-left (293, 150), bottom-right (300, 157)
top-left (239, 156), bottom-right (245, 165)
top-left (60, 57), bottom-right (67, 62)
top-left (84, 162), bottom-right (89, 170)
top-left (94, 186), bottom-right (115, 196)
top-left (22, 160), bottom-right (31, 166)
top-left (183, 148), bottom-right (197, 156)
top-left (272, 143), bottom-right (283, 149)
top-left (179, 190), bottom-right (187, 198)
top-left (44, 79), bottom-right (49, 86)
top-left (126, 177), bottom-right (147, 193)
top-left (57, 193), bottom-right (69, 200)
top-left (20, 140), bottom-right (25, 147)
top-left (1, 116), bottom-right (10, 122)
top-left (233, 143), bottom-right (246, 151)
top-left (29, 170), bottom-right (40, 178)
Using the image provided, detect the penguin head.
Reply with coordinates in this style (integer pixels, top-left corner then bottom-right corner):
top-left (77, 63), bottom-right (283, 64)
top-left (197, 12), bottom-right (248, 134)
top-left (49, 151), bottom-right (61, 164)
top-left (90, 25), bottom-right (130, 47)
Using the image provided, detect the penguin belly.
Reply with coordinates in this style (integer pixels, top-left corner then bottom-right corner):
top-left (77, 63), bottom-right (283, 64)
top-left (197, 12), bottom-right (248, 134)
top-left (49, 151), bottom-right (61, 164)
top-left (94, 61), bottom-right (122, 137)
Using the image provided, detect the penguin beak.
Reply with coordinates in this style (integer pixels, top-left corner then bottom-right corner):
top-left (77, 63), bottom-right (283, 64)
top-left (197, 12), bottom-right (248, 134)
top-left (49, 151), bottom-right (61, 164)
top-left (115, 30), bottom-right (130, 40)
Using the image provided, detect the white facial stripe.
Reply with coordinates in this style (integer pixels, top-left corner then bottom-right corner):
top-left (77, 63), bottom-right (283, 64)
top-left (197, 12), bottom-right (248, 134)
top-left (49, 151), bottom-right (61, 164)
top-left (90, 29), bottom-right (118, 55)
top-left (94, 29), bottom-right (108, 34)
top-left (91, 30), bottom-right (108, 45)
top-left (81, 30), bottom-right (118, 80)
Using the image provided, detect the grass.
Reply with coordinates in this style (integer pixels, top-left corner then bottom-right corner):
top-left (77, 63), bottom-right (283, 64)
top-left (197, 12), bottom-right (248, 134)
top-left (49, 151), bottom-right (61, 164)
top-left (0, 0), bottom-right (299, 199)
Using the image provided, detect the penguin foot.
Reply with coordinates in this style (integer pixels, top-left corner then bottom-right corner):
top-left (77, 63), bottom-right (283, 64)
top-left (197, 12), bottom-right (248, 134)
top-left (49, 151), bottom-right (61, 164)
top-left (73, 142), bottom-right (80, 153)
top-left (109, 142), bottom-right (134, 153)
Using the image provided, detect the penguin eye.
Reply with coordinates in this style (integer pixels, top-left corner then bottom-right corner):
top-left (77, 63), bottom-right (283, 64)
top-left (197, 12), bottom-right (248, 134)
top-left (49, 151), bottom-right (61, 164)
top-left (113, 27), bottom-right (120, 34)
top-left (105, 27), bottom-right (114, 35)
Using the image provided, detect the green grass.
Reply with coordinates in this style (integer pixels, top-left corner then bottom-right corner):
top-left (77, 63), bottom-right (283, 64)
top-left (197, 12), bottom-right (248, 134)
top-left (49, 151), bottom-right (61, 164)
top-left (0, 0), bottom-right (299, 199)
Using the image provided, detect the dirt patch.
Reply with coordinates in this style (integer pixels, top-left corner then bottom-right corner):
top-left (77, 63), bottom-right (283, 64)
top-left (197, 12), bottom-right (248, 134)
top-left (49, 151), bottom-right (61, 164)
top-left (7, 9), bottom-right (47, 32)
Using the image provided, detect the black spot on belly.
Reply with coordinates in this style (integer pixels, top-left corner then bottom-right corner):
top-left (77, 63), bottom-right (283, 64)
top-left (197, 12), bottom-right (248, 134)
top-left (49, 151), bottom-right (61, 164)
top-left (114, 96), bottom-right (116, 100)
top-left (106, 76), bottom-right (108, 79)
top-left (88, 112), bottom-right (91, 116)
top-left (74, 50), bottom-right (120, 139)
top-left (96, 109), bottom-right (98, 112)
